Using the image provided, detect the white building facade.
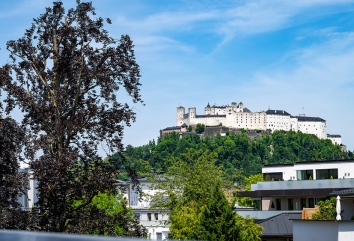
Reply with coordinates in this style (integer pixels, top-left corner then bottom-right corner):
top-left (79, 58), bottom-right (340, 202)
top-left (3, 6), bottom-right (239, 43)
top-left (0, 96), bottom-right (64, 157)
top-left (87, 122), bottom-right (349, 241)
top-left (177, 102), bottom-right (267, 131)
top-left (125, 178), bottom-right (170, 240)
top-left (176, 102), bottom-right (341, 144)
top-left (239, 159), bottom-right (354, 220)
top-left (18, 164), bottom-right (38, 210)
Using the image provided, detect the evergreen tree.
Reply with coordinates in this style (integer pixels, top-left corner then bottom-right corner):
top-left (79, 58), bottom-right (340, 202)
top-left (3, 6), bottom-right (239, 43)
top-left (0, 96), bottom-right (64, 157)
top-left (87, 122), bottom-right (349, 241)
top-left (152, 148), bottom-right (261, 241)
top-left (198, 184), bottom-right (239, 241)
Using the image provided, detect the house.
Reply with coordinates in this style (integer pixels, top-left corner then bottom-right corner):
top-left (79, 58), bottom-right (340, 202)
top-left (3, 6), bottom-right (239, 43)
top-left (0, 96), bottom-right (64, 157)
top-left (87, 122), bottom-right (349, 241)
top-left (238, 159), bottom-right (354, 240)
top-left (18, 162), bottom-right (38, 210)
top-left (124, 177), bottom-right (170, 240)
top-left (239, 159), bottom-right (354, 216)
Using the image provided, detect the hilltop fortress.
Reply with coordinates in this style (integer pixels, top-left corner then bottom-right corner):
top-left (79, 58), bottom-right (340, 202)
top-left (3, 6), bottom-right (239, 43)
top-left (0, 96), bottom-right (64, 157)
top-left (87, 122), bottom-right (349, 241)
top-left (163, 101), bottom-right (342, 145)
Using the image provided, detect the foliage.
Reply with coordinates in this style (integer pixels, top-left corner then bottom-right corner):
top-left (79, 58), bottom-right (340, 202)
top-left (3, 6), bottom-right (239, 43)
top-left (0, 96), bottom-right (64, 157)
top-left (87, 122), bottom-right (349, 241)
top-left (235, 174), bottom-right (263, 208)
top-left (122, 130), bottom-right (350, 180)
top-left (0, 0), bottom-right (143, 235)
top-left (0, 115), bottom-right (29, 229)
top-left (236, 215), bottom-right (263, 241)
top-left (151, 148), bottom-right (262, 241)
top-left (311, 197), bottom-right (337, 220)
top-left (150, 149), bottom-right (223, 211)
top-left (168, 202), bottom-right (201, 240)
top-left (196, 184), bottom-right (239, 241)
top-left (195, 123), bottom-right (205, 134)
top-left (68, 192), bottom-right (147, 237)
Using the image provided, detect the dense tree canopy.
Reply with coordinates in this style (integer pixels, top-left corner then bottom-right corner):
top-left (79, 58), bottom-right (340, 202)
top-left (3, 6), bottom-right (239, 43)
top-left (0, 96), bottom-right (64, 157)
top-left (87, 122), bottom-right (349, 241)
top-left (0, 0), bottom-right (145, 235)
top-left (311, 197), bottom-right (337, 220)
top-left (0, 115), bottom-right (28, 229)
top-left (123, 130), bottom-right (351, 184)
top-left (150, 149), bottom-right (262, 241)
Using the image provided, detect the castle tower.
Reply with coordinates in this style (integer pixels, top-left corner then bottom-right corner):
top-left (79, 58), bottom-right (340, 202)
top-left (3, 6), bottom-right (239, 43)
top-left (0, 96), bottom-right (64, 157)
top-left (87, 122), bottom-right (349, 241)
top-left (189, 107), bottom-right (196, 119)
top-left (238, 102), bottom-right (244, 112)
top-left (231, 102), bottom-right (237, 112)
top-left (177, 106), bottom-right (185, 126)
top-left (205, 102), bottom-right (211, 115)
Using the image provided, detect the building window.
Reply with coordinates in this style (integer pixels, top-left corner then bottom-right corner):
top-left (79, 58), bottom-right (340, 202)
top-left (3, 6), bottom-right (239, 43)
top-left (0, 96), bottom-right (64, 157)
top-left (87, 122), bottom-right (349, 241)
top-left (288, 198), bottom-right (294, 210)
top-left (154, 213), bottom-right (158, 220)
top-left (308, 198), bottom-right (315, 208)
top-left (300, 198), bottom-right (306, 209)
top-left (316, 169), bottom-right (338, 180)
top-left (263, 172), bottom-right (283, 181)
top-left (147, 213), bottom-right (151, 221)
top-left (276, 199), bottom-right (281, 210)
top-left (297, 170), bottom-right (313, 180)
top-left (135, 213), bottom-right (140, 220)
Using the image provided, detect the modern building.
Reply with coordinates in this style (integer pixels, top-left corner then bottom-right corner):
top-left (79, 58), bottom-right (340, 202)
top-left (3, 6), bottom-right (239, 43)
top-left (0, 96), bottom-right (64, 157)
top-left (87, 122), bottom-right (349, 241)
top-left (293, 219), bottom-right (354, 241)
top-left (238, 159), bottom-right (354, 240)
top-left (18, 162), bottom-right (38, 210)
top-left (125, 177), bottom-right (170, 240)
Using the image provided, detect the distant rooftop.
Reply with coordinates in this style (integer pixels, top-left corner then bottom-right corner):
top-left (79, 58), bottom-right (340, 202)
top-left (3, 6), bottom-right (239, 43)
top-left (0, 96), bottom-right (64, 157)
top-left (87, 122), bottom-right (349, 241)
top-left (161, 126), bottom-right (181, 131)
top-left (294, 116), bottom-right (326, 122)
top-left (259, 212), bottom-right (302, 238)
top-left (266, 110), bottom-right (291, 116)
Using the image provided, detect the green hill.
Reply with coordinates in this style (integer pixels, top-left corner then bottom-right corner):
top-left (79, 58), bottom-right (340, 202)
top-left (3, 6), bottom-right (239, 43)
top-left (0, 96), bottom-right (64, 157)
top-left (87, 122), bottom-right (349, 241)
top-left (117, 130), bottom-right (353, 182)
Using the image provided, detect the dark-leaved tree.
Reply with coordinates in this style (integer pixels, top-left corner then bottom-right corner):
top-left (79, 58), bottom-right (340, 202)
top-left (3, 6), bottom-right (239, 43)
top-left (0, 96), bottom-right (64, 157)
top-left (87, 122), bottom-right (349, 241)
top-left (0, 0), bottom-right (145, 235)
top-left (0, 114), bottom-right (28, 230)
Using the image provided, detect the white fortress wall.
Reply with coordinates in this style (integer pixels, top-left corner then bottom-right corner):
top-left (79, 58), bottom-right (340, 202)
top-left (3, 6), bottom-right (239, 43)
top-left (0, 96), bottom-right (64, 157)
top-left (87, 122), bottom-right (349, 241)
top-left (291, 117), bottom-right (299, 132)
top-left (175, 101), bottom-right (339, 143)
top-left (296, 116), bottom-right (326, 139)
top-left (327, 135), bottom-right (342, 145)
top-left (266, 110), bottom-right (292, 132)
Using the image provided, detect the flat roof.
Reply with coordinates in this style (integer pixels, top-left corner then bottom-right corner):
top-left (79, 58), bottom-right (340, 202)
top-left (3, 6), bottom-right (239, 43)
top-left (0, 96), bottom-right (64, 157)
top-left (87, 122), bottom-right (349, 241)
top-left (238, 188), bottom-right (348, 198)
top-left (263, 159), bottom-right (354, 168)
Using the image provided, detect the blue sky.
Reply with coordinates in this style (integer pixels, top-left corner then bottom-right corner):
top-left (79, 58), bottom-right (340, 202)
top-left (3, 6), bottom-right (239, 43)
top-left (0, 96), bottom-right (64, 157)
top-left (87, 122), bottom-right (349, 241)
top-left (1, 0), bottom-right (354, 153)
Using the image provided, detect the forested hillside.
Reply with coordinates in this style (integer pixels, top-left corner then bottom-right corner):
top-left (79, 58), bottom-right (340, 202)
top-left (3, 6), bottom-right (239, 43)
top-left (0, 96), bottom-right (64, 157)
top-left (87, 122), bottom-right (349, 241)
top-left (117, 130), bottom-right (353, 183)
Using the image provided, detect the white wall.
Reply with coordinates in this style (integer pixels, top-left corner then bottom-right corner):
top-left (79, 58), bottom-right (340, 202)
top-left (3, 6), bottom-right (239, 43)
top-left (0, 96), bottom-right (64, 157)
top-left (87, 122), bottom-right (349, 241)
top-left (18, 168), bottom-right (38, 209)
top-left (178, 103), bottom-right (267, 130)
top-left (293, 220), bottom-right (354, 241)
top-left (127, 179), bottom-right (171, 240)
top-left (297, 120), bottom-right (326, 139)
top-left (262, 161), bottom-right (354, 181)
top-left (293, 220), bottom-right (338, 241)
top-left (263, 165), bottom-right (296, 181)
top-left (177, 104), bottom-right (339, 144)
top-left (328, 136), bottom-right (342, 145)
top-left (266, 113), bottom-right (291, 131)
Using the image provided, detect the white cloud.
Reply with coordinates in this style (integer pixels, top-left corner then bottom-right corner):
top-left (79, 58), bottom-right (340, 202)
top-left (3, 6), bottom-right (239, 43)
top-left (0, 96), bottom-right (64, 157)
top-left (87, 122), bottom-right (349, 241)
top-left (218, 0), bottom-right (354, 40)
top-left (106, 0), bottom-right (354, 55)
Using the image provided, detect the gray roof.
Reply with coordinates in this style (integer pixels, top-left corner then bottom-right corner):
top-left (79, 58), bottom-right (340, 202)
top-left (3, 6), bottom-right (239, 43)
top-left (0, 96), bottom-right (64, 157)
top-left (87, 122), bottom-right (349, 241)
top-left (266, 110), bottom-right (291, 116)
top-left (295, 116), bottom-right (325, 122)
top-left (259, 213), bottom-right (302, 237)
top-left (162, 126), bottom-right (181, 131)
top-left (196, 114), bottom-right (226, 118)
